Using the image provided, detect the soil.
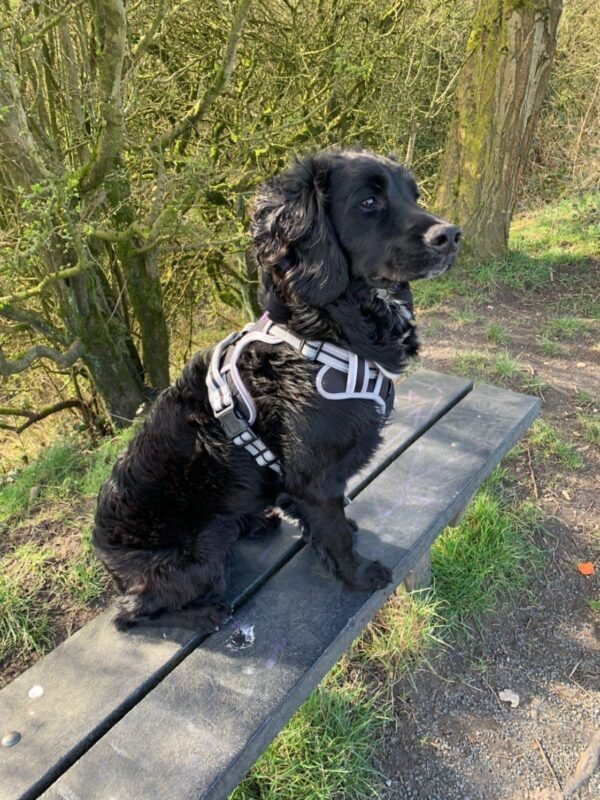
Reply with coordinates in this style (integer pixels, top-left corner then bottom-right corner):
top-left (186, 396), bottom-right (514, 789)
top-left (374, 267), bottom-right (600, 799)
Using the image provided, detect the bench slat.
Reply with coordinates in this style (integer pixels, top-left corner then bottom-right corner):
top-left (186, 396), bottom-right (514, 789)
top-left (41, 384), bottom-right (539, 800)
top-left (0, 369), bottom-right (470, 800)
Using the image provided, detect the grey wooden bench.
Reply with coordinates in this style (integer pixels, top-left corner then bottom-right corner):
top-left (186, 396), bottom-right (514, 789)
top-left (0, 370), bottom-right (539, 800)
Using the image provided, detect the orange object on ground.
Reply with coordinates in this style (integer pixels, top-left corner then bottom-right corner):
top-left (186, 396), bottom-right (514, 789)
top-left (577, 562), bottom-right (594, 576)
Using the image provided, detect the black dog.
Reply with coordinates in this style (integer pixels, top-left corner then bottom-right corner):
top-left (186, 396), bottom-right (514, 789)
top-left (93, 148), bottom-right (460, 632)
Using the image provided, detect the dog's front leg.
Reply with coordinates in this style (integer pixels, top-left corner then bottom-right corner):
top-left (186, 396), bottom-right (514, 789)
top-left (295, 494), bottom-right (391, 591)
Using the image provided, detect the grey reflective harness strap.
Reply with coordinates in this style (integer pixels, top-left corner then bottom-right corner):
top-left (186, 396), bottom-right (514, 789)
top-left (266, 322), bottom-right (393, 413)
top-left (205, 316), bottom-right (397, 477)
top-left (207, 325), bottom-right (283, 475)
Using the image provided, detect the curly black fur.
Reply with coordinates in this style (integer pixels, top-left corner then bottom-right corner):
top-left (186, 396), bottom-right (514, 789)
top-left (93, 148), bottom-right (460, 632)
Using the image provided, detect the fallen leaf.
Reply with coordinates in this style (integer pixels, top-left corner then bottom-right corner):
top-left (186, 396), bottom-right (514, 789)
top-left (499, 688), bottom-right (520, 708)
top-left (577, 562), bottom-right (594, 576)
top-left (562, 489), bottom-right (572, 501)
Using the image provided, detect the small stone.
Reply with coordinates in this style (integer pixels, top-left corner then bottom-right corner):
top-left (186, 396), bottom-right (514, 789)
top-left (2, 731), bottom-right (21, 747)
top-left (28, 685), bottom-right (44, 699)
top-left (499, 688), bottom-right (520, 708)
top-left (28, 485), bottom-right (41, 502)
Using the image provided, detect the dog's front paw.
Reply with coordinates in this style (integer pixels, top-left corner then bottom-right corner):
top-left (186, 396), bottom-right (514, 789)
top-left (348, 557), bottom-right (392, 592)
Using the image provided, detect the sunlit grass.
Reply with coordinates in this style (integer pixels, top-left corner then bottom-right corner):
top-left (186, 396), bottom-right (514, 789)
top-left (539, 337), bottom-right (565, 358)
top-left (543, 316), bottom-right (591, 340)
top-left (431, 473), bottom-right (545, 629)
top-left (230, 663), bottom-right (389, 800)
top-left (526, 419), bottom-right (583, 470)
top-left (413, 193), bottom-right (599, 311)
top-left (0, 544), bottom-right (55, 662)
top-left (577, 413), bottom-right (600, 448)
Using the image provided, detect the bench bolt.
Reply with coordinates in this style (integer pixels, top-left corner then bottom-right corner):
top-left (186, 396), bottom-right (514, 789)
top-left (1, 731), bottom-right (21, 747)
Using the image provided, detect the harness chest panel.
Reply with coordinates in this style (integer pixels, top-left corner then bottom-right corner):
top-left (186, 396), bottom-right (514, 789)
top-left (206, 316), bottom-right (395, 475)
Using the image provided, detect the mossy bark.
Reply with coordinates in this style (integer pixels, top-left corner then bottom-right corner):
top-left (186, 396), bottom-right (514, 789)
top-left (106, 170), bottom-right (171, 391)
top-left (60, 267), bottom-right (146, 427)
top-left (435, 0), bottom-right (562, 261)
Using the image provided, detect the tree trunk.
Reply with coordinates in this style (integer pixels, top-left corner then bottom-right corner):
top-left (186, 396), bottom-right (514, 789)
top-left (435, 0), bottom-right (562, 261)
top-left (67, 271), bottom-right (146, 427)
top-left (106, 169), bottom-right (171, 390)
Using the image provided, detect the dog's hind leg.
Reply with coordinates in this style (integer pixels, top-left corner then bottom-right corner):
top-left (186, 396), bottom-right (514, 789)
top-left (114, 589), bottom-right (232, 634)
top-left (111, 516), bottom-right (241, 633)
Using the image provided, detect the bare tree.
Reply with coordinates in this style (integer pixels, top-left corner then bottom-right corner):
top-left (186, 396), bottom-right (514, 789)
top-left (0, 0), bottom-right (253, 425)
top-left (0, 0), bottom-right (469, 430)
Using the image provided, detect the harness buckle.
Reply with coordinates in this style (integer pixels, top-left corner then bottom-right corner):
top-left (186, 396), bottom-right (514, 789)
top-left (214, 405), bottom-right (250, 439)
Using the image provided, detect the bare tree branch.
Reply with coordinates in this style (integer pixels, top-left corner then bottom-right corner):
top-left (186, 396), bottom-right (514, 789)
top-left (130, 0), bottom-right (168, 66)
top-left (0, 303), bottom-right (63, 340)
top-left (79, 0), bottom-right (126, 193)
top-left (0, 399), bottom-right (86, 433)
top-left (151, 0), bottom-right (252, 152)
top-left (0, 265), bottom-right (82, 307)
top-left (19, 0), bottom-right (84, 47)
top-left (0, 339), bottom-right (84, 375)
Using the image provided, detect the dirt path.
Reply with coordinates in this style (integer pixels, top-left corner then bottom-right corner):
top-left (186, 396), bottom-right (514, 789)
top-left (375, 283), bottom-right (599, 799)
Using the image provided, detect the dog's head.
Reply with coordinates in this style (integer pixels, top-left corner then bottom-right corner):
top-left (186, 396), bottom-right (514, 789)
top-left (251, 149), bottom-right (460, 307)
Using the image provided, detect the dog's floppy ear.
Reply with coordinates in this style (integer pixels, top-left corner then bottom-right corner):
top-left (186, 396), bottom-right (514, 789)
top-left (251, 156), bottom-right (349, 306)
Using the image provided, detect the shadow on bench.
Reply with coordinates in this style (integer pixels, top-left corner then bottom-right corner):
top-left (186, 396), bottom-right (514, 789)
top-left (0, 370), bottom-right (539, 800)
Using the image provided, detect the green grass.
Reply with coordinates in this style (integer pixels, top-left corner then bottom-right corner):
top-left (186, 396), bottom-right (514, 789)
top-left (352, 588), bottom-right (443, 681)
top-left (527, 419), bottom-right (583, 470)
top-left (0, 527), bottom-right (108, 666)
top-left (449, 308), bottom-right (478, 325)
top-left (588, 599), bottom-right (600, 617)
top-left (58, 525), bottom-right (108, 604)
top-left (543, 316), bottom-right (591, 340)
top-left (0, 441), bottom-right (86, 522)
top-left (0, 425), bottom-right (139, 523)
top-left (412, 271), bottom-right (473, 311)
top-left (509, 193), bottom-right (599, 264)
top-left (77, 425), bottom-right (139, 497)
top-left (578, 413), bottom-right (600, 448)
top-left (539, 337), bottom-right (565, 358)
top-left (452, 351), bottom-right (546, 396)
top-left (454, 352), bottom-right (489, 378)
top-left (574, 389), bottom-right (598, 408)
top-left (491, 352), bottom-right (523, 381)
top-left (0, 428), bottom-right (136, 663)
top-left (431, 472), bottom-right (545, 629)
top-left (485, 322), bottom-right (507, 345)
top-left (230, 663), bottom-right (389, 800)
top-left (0, 544), bottom-right (55, 661)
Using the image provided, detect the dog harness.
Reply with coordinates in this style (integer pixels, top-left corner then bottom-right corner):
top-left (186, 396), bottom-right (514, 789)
top-left (206, 315), bottom-right (398, 477)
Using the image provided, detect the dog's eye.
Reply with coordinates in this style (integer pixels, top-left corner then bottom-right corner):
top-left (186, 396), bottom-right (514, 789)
top-left (359, 197), bottom-right (378, 210)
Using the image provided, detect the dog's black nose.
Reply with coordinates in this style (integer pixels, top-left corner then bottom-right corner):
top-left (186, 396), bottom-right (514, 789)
top-left (424, 223), bottom-right (461, 253)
